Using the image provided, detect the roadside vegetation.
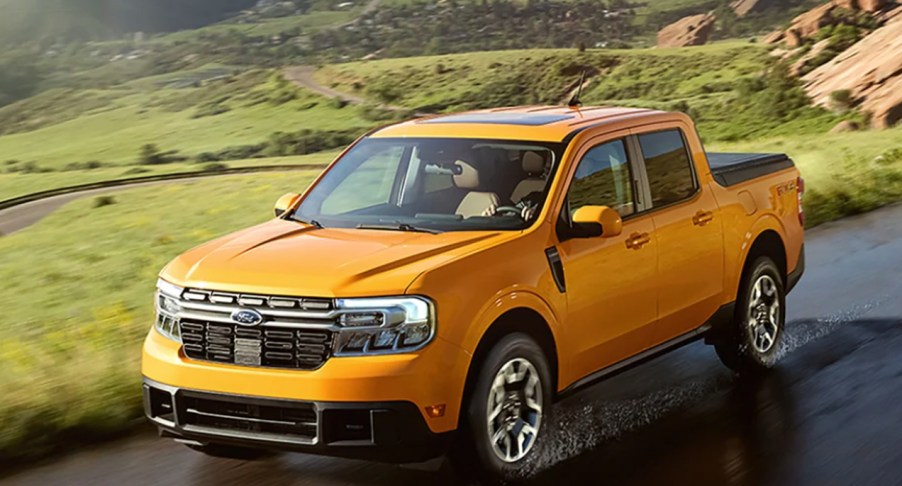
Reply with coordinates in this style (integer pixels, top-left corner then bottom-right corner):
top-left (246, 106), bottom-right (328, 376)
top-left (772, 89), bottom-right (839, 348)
top-left (0, 171), bottom-right (320, 463)
top-left (318, 42), bottom-right (857, 141)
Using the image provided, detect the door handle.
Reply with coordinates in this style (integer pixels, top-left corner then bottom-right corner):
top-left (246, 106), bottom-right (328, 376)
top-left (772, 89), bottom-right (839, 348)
top-left (692, 210), bottom-right (714, 226)
top-left (625, 232), bottom-right (651, 250)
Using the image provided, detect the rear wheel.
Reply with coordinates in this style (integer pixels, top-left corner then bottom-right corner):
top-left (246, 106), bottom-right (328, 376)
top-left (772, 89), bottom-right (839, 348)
top-left (450, 333), bottom-right (552, 483)
top-left (715, 256), bottom-right (786, 375)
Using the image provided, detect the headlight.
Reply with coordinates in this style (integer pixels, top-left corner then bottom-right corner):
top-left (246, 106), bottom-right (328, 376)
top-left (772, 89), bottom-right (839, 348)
top-left (154, 278), bottom-right (183, 342)
top-left (333, 296), bottom-right (435, 355)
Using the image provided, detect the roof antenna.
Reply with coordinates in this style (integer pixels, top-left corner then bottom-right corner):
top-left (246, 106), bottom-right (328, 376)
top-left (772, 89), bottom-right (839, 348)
top-left (568, 70), bottom-right (586, 108)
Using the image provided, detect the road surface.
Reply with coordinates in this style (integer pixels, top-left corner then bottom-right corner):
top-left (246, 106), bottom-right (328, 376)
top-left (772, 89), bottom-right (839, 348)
top-left (4, 204), bottom-right (902, 485)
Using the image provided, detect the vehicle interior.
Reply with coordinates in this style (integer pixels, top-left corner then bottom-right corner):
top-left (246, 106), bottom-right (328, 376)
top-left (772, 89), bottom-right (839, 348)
top-left (295, 138), bottom-right (562, 231)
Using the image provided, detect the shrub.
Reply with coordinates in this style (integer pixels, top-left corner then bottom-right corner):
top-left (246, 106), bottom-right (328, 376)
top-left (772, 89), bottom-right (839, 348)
top-left (138, 144), bottom-right (165, 165)
top-left (19, 161), bottom-right (51, 174)
top-left (366, 79), bottom-right (402, 105)
top-left (830, 89), bottom-right (854, 111)
top-left (93, 196), bottom-right (116, 208)
top-left (122, 167), bottom-right (150, 175)
top-left (63, 161), bottom-right (105, 171)
top-left (195, 152), bottom-right (221, 163)
top-left (191, 103), bottom-right (231, 118)
top-left (138, 144), bottom-right (186, 165)
top-left (200, 162), bottom-right (228, 172)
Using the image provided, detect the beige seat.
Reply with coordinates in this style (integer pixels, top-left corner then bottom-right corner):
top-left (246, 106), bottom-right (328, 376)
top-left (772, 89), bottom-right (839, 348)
top-left (510, 151), bottom-right (548, 203)
top-left (454, 159), bottom-right (500, 218)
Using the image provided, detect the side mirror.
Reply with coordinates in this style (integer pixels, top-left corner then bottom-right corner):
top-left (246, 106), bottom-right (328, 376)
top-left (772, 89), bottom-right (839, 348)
top-left (571, 206), bottom-right (623, 238)
top-left (274, 192), bottom-right (301, 217)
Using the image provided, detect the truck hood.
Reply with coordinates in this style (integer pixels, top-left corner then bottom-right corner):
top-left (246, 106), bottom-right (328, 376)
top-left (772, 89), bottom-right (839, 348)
top-left (162, 219), bottom-right (509, 297)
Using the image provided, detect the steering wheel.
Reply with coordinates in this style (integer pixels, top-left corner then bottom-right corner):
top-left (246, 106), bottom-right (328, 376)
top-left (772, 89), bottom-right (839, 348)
top-left (494, 206), bottom-right (522, 217)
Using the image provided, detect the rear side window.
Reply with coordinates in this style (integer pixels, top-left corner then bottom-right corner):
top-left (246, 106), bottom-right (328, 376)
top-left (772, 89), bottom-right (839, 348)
top-left (638, 130), bottom-right (697, 207)
top-left (567, 139), bottom-right (635, 217)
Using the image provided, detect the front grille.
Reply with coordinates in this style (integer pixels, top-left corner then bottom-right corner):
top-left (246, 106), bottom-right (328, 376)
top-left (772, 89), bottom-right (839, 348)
top-left (161, 288), bottom-right (338, 370)
top-left (179, 392), bottom-right (318, 443)
top-left (180, 320), bottom-right (333, 369)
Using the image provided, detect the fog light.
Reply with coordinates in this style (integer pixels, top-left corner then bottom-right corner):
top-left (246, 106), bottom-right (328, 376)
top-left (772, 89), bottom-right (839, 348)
top-left (402, 323), bottom-right (431, 346)
top-left (425, 404), bottom-right (445, 418)
top-left (345, 332), bottom-right (370, 351)
top-left (372, 330), bottom-right (399, 349)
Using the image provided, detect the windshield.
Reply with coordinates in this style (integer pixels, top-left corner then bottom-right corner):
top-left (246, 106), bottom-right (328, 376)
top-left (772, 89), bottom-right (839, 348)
top-left (293, 137), bottom-right (563, 232)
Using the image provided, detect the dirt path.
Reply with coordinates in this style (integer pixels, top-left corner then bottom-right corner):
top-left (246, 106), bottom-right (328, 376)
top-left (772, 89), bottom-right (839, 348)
top-left (283, 66), bottom-right (368, 104)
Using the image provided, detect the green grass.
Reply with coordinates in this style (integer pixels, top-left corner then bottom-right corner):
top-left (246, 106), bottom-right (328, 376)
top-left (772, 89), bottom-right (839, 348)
top-left (318, 42), bottom-right (757, 107)
top-left (0, 170), bottom-right (321, 461)
top-left (315, 41), bottom-right (845, 141)
top-left (710, 127), bottom-right (902, 226)
top-left (0, 68), bottom-right (370, 172)
top-left (0, 151), bottom-right (338, 201)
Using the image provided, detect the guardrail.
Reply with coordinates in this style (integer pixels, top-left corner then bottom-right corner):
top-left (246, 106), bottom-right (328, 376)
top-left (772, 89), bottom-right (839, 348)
top-left (0, 164), bottom-right (328, 211)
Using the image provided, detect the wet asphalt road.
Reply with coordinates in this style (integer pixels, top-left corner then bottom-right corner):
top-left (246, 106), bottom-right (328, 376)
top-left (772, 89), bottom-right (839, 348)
top-left (5, 204), bottom-right (902, 485)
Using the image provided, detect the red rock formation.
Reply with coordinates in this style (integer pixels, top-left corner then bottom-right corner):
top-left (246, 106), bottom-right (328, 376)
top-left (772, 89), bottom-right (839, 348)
top-left (764, 0), bottom-right (897, 45)
top-left (656, 12), bottom-right (717, 48)
top-left (730, 0), bottom-right (761, 17)
top-left (802, 7), bottom-right (902, 128)
top-left (860, 0), bottom-right (890, 12)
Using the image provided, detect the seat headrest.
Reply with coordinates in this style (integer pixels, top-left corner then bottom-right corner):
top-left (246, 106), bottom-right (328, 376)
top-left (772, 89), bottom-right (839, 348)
top-left (522, 151), bottom-right (546, 175)
top-left (453, 159), bottom-right (481, 189)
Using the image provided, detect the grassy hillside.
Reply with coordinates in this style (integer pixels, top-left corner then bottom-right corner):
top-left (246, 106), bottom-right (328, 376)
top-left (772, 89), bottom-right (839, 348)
top-left (316, 42), bottom-right (853, 141)
top-left (0, 67), bottom-right (381, 200)
top-left (0, 0), bottom-right (257, 44)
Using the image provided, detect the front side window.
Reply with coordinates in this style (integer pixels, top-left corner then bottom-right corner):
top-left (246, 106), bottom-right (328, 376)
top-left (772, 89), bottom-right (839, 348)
top-left (638, 130), bottom-right (697, 207)
top-left (567, 139), bottom-right (635, 217)
top-left (294, 138), bottom-right (562, 232)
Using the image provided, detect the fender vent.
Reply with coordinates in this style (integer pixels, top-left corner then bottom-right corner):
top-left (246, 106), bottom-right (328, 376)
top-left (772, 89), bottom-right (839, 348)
top-left (545, 246), bottom-right (566, 293)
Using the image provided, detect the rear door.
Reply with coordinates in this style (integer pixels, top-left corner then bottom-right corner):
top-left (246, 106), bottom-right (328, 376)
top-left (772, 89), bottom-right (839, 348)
top-left (631, 125), bottom-right (724, 343)
top-left (555, 132), bottom-right (659, 381)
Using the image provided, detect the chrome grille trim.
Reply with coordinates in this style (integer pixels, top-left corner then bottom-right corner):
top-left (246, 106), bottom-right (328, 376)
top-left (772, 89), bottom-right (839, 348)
top-left (166, 288), bottom-right (337, 370)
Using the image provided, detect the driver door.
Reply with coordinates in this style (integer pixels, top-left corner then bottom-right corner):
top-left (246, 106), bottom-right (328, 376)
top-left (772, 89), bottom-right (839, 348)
top-left (556, 134), bottom-right (659, 381)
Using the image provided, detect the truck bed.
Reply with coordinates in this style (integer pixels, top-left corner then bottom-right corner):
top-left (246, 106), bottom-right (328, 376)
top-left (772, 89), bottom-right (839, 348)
top-left (707, 153), bottom-right (795, 187)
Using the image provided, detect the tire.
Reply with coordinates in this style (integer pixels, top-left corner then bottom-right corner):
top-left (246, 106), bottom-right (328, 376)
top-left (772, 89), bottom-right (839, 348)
top-left (186, 443), bottom-right (270, 460)
top-left (450, 333), bottom-right (553, 484)
top-left (715, 256), bottom-right (786, 375)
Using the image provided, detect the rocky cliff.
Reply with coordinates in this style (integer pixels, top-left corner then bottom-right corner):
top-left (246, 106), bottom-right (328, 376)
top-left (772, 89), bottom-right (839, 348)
top-left (802, 6), bottom-right (902, 128)
top-left (656, 12), bottom-right (717, 48)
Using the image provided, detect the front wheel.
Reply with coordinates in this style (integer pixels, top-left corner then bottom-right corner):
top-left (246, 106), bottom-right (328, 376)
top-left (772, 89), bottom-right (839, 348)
top-left (450, 333), bottom-right (553, 483)
top-left (715, 256), bottom-right (786, 375)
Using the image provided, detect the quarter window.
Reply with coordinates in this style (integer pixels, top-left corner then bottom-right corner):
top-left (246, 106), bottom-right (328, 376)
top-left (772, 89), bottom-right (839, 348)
top-left (638, 130), bottom-right (697, 207)
top-left (567, 139), bottom-right (635, 217)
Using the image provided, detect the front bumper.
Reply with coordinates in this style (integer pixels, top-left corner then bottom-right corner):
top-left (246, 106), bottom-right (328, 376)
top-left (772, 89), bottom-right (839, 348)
top-left (144, 377), bottom-right (452, 463)
top-left (142, 326), bottom-right (471, 436)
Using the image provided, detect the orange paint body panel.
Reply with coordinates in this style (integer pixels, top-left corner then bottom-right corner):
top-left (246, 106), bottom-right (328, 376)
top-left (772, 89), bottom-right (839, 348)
top-left (143, 106), bottom-right (804, 454)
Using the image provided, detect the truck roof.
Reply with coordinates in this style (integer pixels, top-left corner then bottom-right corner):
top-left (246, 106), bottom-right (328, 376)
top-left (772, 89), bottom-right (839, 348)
top-left (370, 105), bottom-right (676, 143)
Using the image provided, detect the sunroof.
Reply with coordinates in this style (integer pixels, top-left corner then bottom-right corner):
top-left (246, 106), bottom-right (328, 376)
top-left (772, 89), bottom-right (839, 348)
top-left (422, 113), bottom-right (574, 126)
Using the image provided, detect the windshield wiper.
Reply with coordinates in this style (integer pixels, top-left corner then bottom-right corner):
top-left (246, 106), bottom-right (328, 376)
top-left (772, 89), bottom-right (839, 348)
top-left (356, 222), bottom-right (443, 234)
top-left (296, 217), bottom-right (323, 229)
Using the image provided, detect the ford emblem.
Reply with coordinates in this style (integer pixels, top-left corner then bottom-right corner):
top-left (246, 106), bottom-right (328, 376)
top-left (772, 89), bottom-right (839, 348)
top-left (231, 309), bottom-right (264, 326)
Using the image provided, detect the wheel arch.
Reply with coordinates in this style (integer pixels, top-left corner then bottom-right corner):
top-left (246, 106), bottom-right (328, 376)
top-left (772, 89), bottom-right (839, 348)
top-left (458, 307), bottom-right (560, 425)
top-left (741, 229), bottom-right (788, 290)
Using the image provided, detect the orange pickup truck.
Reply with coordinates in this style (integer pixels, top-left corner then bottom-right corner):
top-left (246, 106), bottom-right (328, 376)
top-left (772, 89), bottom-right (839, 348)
top-left (143, 106), bottom-right (804, 481)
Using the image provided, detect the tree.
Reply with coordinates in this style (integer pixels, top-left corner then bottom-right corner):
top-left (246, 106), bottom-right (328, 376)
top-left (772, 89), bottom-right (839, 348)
top-left (139, 143), bottom-right (165, 165)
